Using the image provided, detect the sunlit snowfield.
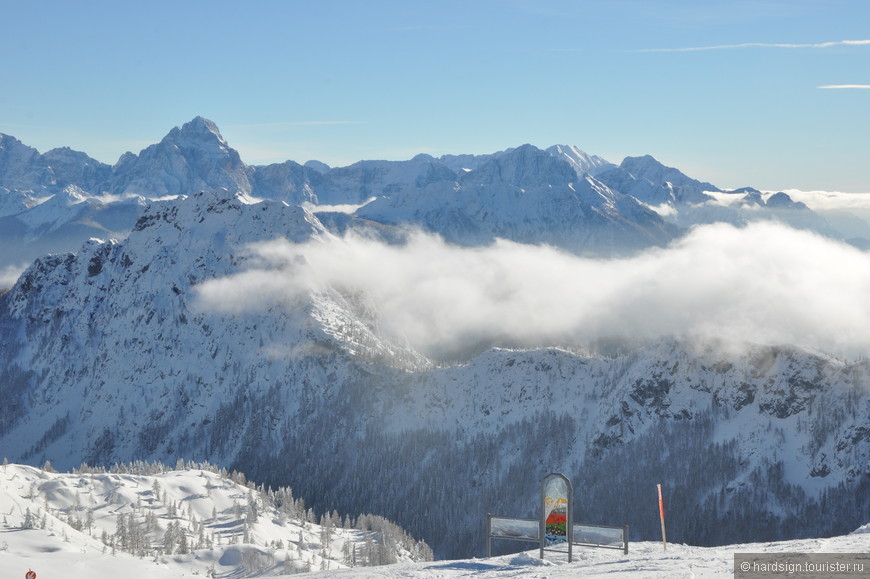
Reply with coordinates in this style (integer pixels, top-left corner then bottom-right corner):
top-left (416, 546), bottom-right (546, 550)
top-left (6, 520), bottom-right (870, 578)
top-left (310, 534), bottom-right (870, 579)
top-left (3, 463), bottom-right (869, 578)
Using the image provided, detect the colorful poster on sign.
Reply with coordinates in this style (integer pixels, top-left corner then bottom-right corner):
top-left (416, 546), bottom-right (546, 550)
top-left (542, 475), bottom-right (569, 544)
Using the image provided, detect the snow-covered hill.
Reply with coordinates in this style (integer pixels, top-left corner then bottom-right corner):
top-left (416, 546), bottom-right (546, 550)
top-left (2, 463), bottom-right (866, 578)
top-left (0, 463), bottom-right (870, 579)
top-left (314, 529), bottom-right (870, 578)
top-left (0, 462), bottom-right (431, 578)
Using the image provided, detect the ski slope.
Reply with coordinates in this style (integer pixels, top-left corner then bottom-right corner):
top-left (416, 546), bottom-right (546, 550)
top-left (6, 521), bottom-right (869, 578)
top-left (0, 463), bottom-right (429, 577)
top-left (3, 463), bottom-right (868, 578)
top-left (311, 530), bottom-right (870, 578)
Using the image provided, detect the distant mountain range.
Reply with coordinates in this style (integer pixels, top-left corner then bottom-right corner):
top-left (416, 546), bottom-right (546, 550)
top-left (1, 118), bottom-right (869, 559)
top-left (2, 116), bottom-right (865, 274)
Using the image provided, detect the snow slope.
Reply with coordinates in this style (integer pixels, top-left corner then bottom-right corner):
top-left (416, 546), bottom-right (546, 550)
top-left (2, 459), bottom-right (867, 578)
top-left (309, 529), bottom-right (870, 578)
top-left (0, 462), bottom-right (431, 578)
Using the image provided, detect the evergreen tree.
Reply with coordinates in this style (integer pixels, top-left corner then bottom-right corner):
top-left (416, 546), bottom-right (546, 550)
top-left (163, 521), bottom-right (177, 555)
top-left (22, 508), bottom-right (34, 529)
top-left (177, 525), bottom-right (189, 555)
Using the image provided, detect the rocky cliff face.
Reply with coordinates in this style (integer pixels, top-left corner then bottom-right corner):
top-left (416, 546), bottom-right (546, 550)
top-left (108, 116), bottom-right (252, 197)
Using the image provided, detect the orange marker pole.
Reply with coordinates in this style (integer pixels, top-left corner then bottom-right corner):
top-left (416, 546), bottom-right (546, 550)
top-left (657, 483), bottom-right (667, 551)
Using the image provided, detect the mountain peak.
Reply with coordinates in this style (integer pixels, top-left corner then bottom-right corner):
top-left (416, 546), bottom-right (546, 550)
top-left (546, 144), bottom-right (615, 177)
top-left (468, 143), bottom-right (577, 188)
top-left (620, 154), bottom-right (663, 171)
top-left (618, 154), bottom-right (720, 196)
top-left (303, 159), bottom-right (330, 173)
top-left (110, 116), bottom-right (249, 197)
top-left (167, 116), bottom-right (226, 145)
top-left (766, 191), bottom-right (809, 210)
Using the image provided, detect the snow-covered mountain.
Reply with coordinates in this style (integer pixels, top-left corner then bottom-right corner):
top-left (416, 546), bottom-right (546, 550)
top-left (595, 154), bottom-right (719, 207)
top-left (0, 186), bottom-right (146, 277)
top-left (0, 133), bottom-right (112, 197)
top-left (0, 133), bottom-right (57, 195)
top-left (248, 159), bottom-right (323, 205)
top-left (2, 117), bottom-right (870, 561)
top-left (109, 116), bottom-right (252, 198)
top-left (707, 188), bottom-right (842, 238)
top-left (1, 182), bottom-right (869, 560)
top-left (356, 144), bottom-right (678, 254)
top-left (2, 117), bottom-right (863, 276)
top-left (0, 120), bottom-right (677, 273)
top-left (306, 154), bottom-right (458, 206)
top-left (438, 144), bottom-right (614, 179)
top-left (42, 146), bottom-right (113, 192)
top-left (546, 144), bottom-right (615, 177)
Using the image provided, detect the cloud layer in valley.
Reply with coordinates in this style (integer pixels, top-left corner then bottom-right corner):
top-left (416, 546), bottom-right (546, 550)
top-left (196, 222), bottom-right (870, 361)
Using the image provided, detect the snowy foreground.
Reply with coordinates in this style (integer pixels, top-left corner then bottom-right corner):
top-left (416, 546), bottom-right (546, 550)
top-left (0, 463), bottom-right (428, 578)
top-left (310, 530), bottom-right (870, 578)
top-left (2, 464), bottom-right (869, 578)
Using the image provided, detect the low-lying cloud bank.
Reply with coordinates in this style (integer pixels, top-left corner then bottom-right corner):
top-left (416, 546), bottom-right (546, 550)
top-left (197, 222), bottom-right (870, 360)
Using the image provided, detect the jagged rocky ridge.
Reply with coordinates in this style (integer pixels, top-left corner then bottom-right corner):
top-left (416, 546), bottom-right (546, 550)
top-left (1, 185), bottom-right (869, 559)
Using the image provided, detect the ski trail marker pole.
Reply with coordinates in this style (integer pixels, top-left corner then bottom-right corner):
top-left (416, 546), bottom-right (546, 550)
top-left (657, 483), bottom-right (667, 551)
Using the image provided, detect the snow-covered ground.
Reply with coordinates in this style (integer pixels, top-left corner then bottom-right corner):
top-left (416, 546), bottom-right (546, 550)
top-left (0, 463), bottom-right (429, 577)
top-left (310, 528), bottom-right (870, 578)
top-left (2, 463), bottom-right (868, 578)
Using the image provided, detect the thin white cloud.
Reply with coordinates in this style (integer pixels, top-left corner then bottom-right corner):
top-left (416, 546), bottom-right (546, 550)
top-left (636, 39), bottom-right (870, 53)
top-left (197, 223), bottom-right (870, 361)
top-left (818, 84), bottom-right (870, 89)
top-left (301, 198), bottom-right (376, 215)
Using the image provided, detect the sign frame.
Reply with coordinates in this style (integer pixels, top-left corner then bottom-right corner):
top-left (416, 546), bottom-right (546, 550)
top-left (540, 472), bottom-right (574, 562)
top-left (486, 473), bottom-right (628, 562)
top-left (486, 514), bottom-right (541, 557)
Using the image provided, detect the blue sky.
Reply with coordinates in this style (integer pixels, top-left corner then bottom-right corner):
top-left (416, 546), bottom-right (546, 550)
top-left (2, 0), bottom-right (868, 191)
